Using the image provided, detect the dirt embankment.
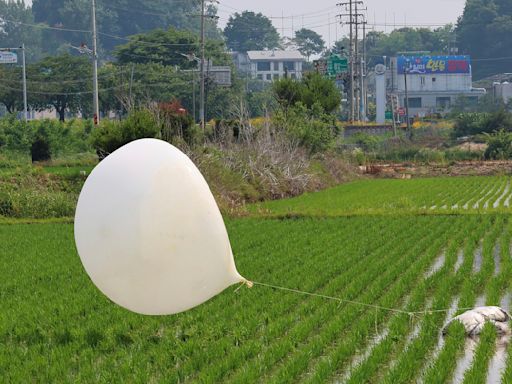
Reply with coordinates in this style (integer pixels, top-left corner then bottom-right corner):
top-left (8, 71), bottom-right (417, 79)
top-left (361, 161), bottom-right (512, 178)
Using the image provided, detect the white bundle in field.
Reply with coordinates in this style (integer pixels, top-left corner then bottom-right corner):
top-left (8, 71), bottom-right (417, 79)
top-left (443, 306), bottom-right (511, 336)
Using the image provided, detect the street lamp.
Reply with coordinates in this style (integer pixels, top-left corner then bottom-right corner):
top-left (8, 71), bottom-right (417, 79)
top-left (180, 53), bottom-right (202, 123)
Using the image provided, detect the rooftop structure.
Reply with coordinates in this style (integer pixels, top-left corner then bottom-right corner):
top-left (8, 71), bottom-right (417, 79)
top-left (387, 55), bottom-right (486, 117)
top-left (232, 50), bottom-right (306, 82)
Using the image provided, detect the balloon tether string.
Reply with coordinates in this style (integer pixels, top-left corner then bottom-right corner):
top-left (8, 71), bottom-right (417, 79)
top-left (239, 281), bottom-right (475, 317)
top-left (234, 279), bottom-right (254, 293)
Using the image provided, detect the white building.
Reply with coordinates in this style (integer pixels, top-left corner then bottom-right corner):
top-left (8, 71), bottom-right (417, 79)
top-left (493, 82), bottom-right (512, 104)
top-left (232, 50), bottom-right (305, 82)
top-left (388, 55), bottom-right (486, 117)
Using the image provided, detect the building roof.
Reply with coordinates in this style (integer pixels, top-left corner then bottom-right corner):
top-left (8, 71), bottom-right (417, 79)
top-left (247, 50), bottom-right (305, 61)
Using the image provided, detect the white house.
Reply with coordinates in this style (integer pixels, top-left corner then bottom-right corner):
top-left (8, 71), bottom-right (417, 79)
top-left (232, 50), bottom-right (305, 82)
top-left (387, 55), bottom-right (486, 117)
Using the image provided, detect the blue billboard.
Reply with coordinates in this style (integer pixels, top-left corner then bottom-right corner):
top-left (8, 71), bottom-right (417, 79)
top-left (397, 55), bottom-right (471, 75)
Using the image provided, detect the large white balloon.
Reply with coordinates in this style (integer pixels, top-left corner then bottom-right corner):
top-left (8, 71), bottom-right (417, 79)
top-left (74, 138), bottom-right (248, 315)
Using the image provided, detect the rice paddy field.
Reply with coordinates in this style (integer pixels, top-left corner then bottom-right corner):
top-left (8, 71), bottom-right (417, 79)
top-left (2, 175), bottom-right (512, 382)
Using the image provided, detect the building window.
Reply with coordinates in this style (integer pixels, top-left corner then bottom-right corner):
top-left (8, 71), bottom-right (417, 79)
top-left (432, 77), bottom-right (436, 82)
top-left (273, 74), bottom-right (280, 80)
top-left (266, 74), bottom-right (272, 81)
top-left (257, 74), bottom-right (263, 80)
top-left (273, 62), bottom-right (279, 71)
top-left (257, 62), bottom-right (271, 71)
top-left (436, 97), bottom-right (451, 109)
top-left (407, 97), bottom-right (422, 108)
top-left (420, 76), bottom-right (426, 85)
top-left (283, 61), bottom-right (296, 71)
top-left (291, 73), bottom-right (297, 79)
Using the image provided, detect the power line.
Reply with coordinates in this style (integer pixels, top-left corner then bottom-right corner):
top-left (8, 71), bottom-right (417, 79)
top-left (0, 81), bottom-right (195, 97)
top-left (219, 3), bottom-right (338, 19)
top-left (1, 19), bottom-right (199, 47)
top-left (1, 18), bottom-right (91, 33)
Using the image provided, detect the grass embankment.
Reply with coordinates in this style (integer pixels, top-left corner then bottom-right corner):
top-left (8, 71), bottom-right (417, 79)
top-left (0, 150), bottom-right (356, 220)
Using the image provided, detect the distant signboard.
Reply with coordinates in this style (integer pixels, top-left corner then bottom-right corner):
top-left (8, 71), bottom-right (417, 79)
top-left (0, 51), bottom-right (17, 64)
top-left (397, 55), bottom-right (470, 75)
top-left (327, 54), bottom-right (348, 77)
top-left (208, 66), bottom-right (231, 86)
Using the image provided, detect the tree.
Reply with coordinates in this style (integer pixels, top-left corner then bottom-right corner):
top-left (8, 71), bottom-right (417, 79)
top-left (301, 73), bottom-right (341, 114)
top-left (114, 28), bottom-right (199, 68)
top-left (0, 0), bottom-right (43, 62)
top-left (273, 73), bottom-right (341, 114)
top-left (293, 28), bottom-right (325, 61)
top-left (0, 65), bottom-right (24, 113)
top-left (98, 62), bottom-right (192, 115)
top-left (31, 0), bottom-right (218, 54)
top-left (363, 26), bottom-right (456, 59)
top-left (28, 54), bottom-right (92, 121)
top-left (224, 11), bottom-right (280, 52)
top-left (457, 0), bottom-right (512, 79)
top-left (114, 27), bottom-right (230, 68)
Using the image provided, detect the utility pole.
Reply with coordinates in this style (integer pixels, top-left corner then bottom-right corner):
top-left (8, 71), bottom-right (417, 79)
top-left (128, 63), bottom-right (135, 107)
top-left (91, 0), bottom-right (100, 125)
top-left (404, 61), bottom-right (411, 138)
top-left (21, 45), bottom-right (27, 122)
top-left (199, 0), bottom-right (206, 131)
top-left (360, 20), bottom-right (367, 122)
top-left (349, 1), bottom-right (354, 122)
top-left (354, 1), bottom-right (359, 122)
top-left (338, 1), bottom-right (364, 122)
top-left (198, 0), bottom-right (219, 131)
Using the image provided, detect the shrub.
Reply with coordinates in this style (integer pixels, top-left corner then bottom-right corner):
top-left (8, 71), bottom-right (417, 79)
top-left (350, 132), bottom-right (380, 152)
top-left (484, 130), bottom-right (512, 160)
top-left (31, 135), bottom-right (51, 162)
top-left (92, 109), bottom-right (160, 158)
top-left (156, 100), bottom-right (197, 144)
top-left (453, 110), bottom-right (512, 138)
top-left (273, 103), bottom-right (336, 153)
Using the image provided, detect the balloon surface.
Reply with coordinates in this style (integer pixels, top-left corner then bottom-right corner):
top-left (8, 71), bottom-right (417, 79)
top-left (74, 139), bottom-right (246, 315)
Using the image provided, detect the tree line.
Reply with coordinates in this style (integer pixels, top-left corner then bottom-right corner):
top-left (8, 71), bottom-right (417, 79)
top-left (0, 0), bottom-right (511, 121)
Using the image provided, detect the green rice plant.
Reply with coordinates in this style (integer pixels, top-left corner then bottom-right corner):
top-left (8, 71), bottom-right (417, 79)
top-left (202, 217), bottom-right (431, 383)
top-left (2, 177), bottom-right (511, 382)
top-left (285, 220), bottom-right (457, 384)
top-left (422, 321), bottom-right (467, 383)
top-left (462, 323), bottom-right (497, 384)
top-left (252, 176), bottom-right (512, 216)
top-left (345, 217), bottom-right (474, 384)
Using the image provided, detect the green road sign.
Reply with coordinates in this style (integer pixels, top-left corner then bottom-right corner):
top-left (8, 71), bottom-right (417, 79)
top-left (327, 54), bottom-right (348, 77)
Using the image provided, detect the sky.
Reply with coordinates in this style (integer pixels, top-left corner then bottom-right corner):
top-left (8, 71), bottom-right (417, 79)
top-left (217, 0), bottom-right (467, 48)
